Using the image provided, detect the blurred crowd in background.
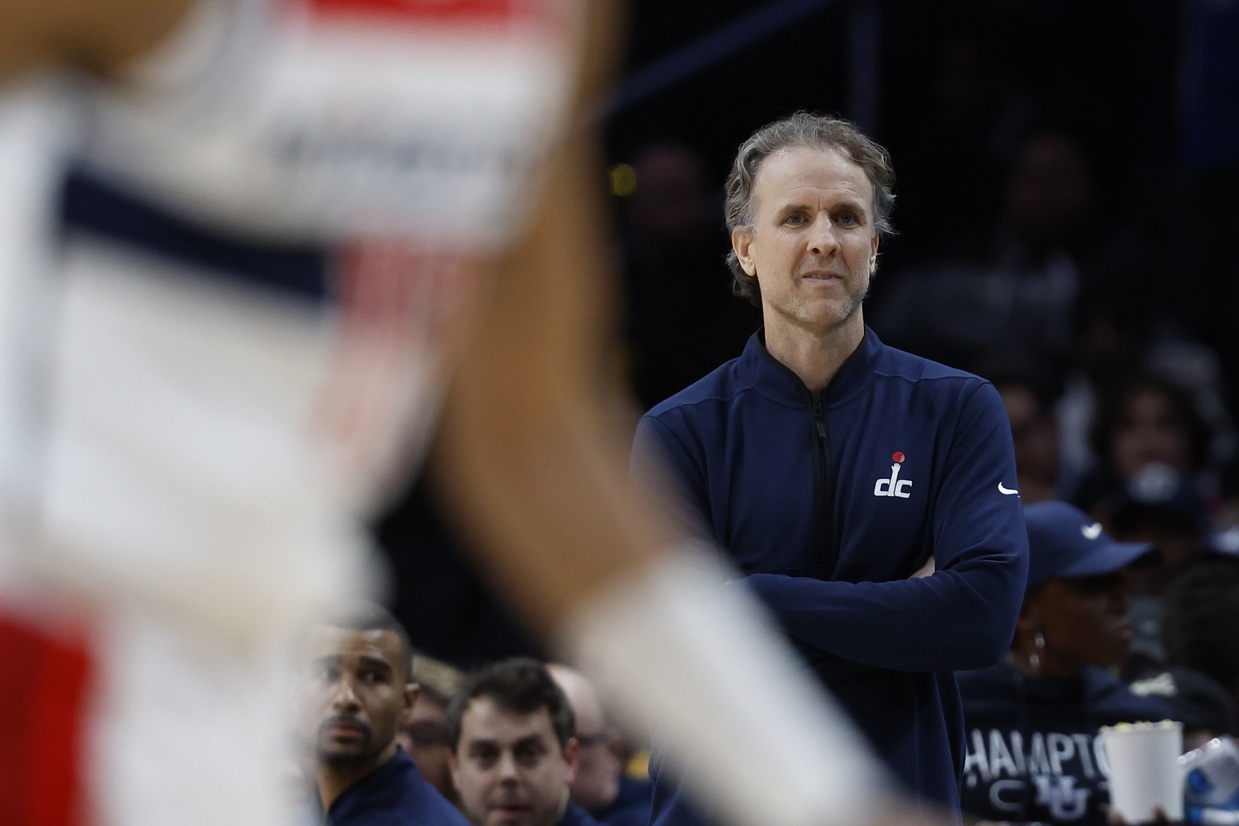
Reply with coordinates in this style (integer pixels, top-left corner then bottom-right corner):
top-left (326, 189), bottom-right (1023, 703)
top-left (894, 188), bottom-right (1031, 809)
top-left (380, 0), bottom-right (1239, 669)
top-left (343, 2), bottom-right (1239, 823)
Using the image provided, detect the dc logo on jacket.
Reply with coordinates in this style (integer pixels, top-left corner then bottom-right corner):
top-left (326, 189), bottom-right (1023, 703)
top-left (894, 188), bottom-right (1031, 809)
top-left (874, 452), bottom-right (913, 498)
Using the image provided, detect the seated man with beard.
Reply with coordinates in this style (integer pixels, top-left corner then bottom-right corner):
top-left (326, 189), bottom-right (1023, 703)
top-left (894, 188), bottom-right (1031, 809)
top-left (300, 605), bottom-right (469, 826)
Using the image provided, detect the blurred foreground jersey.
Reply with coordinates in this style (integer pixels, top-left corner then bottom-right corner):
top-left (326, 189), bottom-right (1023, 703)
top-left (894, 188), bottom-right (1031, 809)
top-left (0, 1), bottom-right (579, 824)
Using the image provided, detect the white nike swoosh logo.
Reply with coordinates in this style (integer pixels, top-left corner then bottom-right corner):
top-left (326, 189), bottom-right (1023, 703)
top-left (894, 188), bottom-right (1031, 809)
top-left (1082, 523), bottom-right (1103, 540)
top-left (998, 483), bottom-right (1019, 495)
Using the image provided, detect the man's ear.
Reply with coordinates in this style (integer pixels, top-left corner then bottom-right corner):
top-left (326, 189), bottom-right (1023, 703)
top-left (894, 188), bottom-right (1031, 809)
top-left (448, 749), bottom-right (461, 794)
top-left (401, 683), bottom-right (420, 725)
top-left (732, 229), bottom-right (757, 276)
top-left (869, 232), bottom-right (880, 274)
top-left (563, 737), bottom-right (581, 784)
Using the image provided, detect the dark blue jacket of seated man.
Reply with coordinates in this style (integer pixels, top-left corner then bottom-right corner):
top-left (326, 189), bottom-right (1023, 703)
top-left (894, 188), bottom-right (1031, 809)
top-left (321, 748), bottom-right (470, 826)
top-left (558, 803), bottom-right (607, 826)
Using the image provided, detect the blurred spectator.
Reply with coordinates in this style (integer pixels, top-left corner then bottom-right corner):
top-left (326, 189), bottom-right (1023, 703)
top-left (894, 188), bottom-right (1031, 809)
top-left (958, 501), bottom-right (1171, 826)
top-left (447, 658), bottom-right (603, 826)
top-left (979, 353), bottom-right (1068, 504)
top-left (1054, 292), bottom-right (1155, 488)
top-left (397, 653), bottom-right (465, 807)
top-left (1099, 466), bottom-right (1213, 679)
top-left (1130, 667), bottom-right (1239, 752)
top-left (1106, 465), bottom-right (1212, 591)
top-left (547, 664), bottom-right (653, 826)
top-left (1072, 374), bottom-right (1215, 517)
top-left (872, 129), bottom-right (1101, 372)
top-left (1161, 555), bottom-right (1239, 718)
top-left (618, 140), bottom-right (756, 409)
top-left (1055, 295), bottom-right (1234, 501)
top-left (299, 605), bottom-right (469, 825)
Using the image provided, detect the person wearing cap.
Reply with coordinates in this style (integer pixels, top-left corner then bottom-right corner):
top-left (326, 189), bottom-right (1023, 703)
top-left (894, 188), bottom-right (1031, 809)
top-left (958, 501), bottom-right (1175, 826)
top-left (1103, 464), bottom-right (1215, 680)
top-left (1160, 554), bottom-right (1239, 736)
top-left (1130, 666), bottom-right (1239, 752)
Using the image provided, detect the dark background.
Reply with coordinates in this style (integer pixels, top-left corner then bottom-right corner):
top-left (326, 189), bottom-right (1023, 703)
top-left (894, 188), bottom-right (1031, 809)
top-left (378, 0), bottom-right (1239, 667)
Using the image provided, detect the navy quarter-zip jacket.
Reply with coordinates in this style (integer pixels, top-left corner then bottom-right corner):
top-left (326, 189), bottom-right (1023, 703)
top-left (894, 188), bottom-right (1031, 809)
top-left (634, 328), bottom-right (1029, 822)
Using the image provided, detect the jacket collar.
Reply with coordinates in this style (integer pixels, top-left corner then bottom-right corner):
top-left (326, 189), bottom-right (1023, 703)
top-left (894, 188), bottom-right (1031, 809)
top-left (742, 325), bottom-right (883, 407)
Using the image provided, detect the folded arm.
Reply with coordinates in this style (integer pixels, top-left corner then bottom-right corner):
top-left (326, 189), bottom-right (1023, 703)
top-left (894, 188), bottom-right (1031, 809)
top-left (743, 384), bottom-right (1029, 672)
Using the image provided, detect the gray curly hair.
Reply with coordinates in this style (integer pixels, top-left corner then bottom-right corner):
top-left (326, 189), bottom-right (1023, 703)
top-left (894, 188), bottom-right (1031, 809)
top-left (724, 112), bottom-right (896, 306)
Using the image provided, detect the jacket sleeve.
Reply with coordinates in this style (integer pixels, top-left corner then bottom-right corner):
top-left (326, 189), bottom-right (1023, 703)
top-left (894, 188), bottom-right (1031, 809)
top-left (741, 381), bottom-right (1029, 672)
top-left (631, 413), bottom-right (715, 538)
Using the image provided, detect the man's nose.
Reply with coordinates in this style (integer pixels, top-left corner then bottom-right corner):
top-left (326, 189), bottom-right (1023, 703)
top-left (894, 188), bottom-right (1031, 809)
top-left (806, 218), bottom-right (839, 255)
top-left (331, 676), bottom-right (361, 709)
top-left (496, 751), bottom-right (520, 781)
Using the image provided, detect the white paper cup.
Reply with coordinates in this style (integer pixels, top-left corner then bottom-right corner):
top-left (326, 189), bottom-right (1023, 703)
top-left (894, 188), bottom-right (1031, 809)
top-left (1101, 720), bottom-right (1185, 824)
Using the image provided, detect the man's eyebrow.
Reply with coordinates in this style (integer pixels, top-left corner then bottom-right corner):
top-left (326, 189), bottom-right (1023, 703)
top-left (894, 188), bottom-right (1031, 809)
top-left (513, 734), bottom-right (548, 750)
top-left (773, 195), bottom-right (870, 214)
top-left (310, 654), bottom-right (394, 671)
top-left (832, 198), bottom-right (870, 213)
top-left (464, 734), bottom-right (547, 752)
top-left (774, 200), bottom-right (810, 214)
top-left (357, 655), bottom-right (395, 671)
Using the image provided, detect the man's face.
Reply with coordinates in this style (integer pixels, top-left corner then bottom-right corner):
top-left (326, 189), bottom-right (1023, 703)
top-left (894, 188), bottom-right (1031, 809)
top-left (732, 146), bottom-right (879, 342)
top-left (301, 626), bottom-right (414, 772)
top-left (548, 666), bottom-right (620, 813)
top-left (451, 698), bottom-right (577, 826)
top-left (1000, 384), bottom-right (1060, 488)
top-left (397, 695), bottom-right (458, 803)
top-left (567, 727), bottom-right (620, 814)
top-left (1111, 388), bottom-right (1192, 479)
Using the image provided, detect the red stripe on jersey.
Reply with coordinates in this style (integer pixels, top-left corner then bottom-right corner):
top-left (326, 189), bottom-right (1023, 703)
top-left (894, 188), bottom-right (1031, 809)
top-left (312, 238), bottom-right (483, 482)
top-left (0, 613), bottom-right (95, 826)
top-left (306, 0), bottom-right (530, 23)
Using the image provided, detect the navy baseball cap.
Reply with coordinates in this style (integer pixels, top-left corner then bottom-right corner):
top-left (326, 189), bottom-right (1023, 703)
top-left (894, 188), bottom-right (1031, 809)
top-left (1025, 501), bottom-right (1159, 588)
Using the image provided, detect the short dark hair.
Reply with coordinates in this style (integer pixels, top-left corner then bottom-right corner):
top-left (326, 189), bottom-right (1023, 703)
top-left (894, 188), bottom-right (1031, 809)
top-left (320, 602), bottom-right (413, 677)
top-left (446, 658), bottom-right (575, 752)
top-left (724, 111), bottom-right (896, 306)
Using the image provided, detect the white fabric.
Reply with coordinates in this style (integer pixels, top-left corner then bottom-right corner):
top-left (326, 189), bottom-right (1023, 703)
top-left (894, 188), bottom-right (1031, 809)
top-left (41, 236), bottom-right (375, 642)
top-left (82, 0), bottom-right (576, 245)
top-left (558, 548), bottom-right (894, 826)
top-left (89, 609), bottom-right (301, 826)
top-left (0, 2), bottom-right (580, 824)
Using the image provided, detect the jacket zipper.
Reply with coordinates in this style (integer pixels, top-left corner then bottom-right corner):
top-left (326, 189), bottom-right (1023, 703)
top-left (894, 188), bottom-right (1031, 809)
top-left (809, 390), bottom-right (837, 573)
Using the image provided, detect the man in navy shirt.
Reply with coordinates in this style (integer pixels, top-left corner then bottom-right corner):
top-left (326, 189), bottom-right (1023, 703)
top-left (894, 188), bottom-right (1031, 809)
top-left (635, 112), bottom-right (1030, 823)
top-left (447, 658), bottom-right (605, 826)
top-left (547, 664), bottom-right (653, 826)
top-left (300, 604), bottom-right (469, 825)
